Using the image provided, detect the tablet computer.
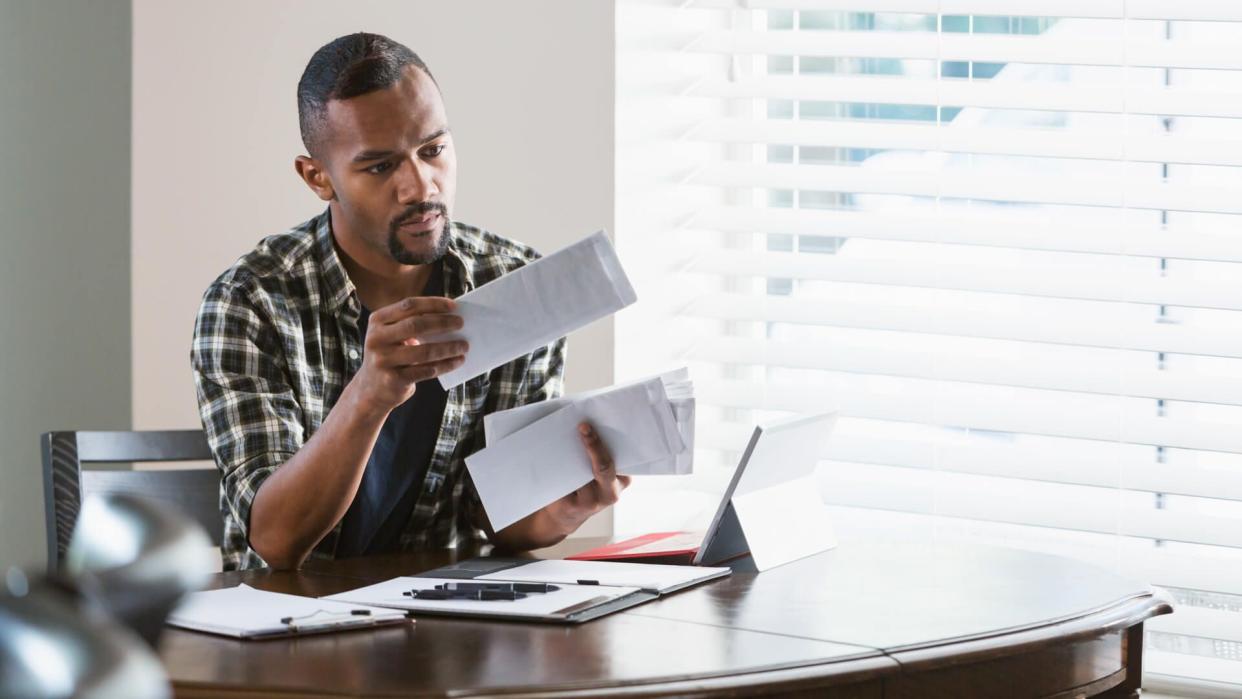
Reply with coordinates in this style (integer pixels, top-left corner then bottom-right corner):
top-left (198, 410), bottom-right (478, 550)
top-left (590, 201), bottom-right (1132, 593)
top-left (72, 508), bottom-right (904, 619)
top-left (694, 412), bottom-right (837, 570)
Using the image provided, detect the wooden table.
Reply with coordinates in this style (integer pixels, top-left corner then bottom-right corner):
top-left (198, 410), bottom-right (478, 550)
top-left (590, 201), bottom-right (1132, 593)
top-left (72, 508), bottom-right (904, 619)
top-left (159, 537), bottom-right (1171, 698)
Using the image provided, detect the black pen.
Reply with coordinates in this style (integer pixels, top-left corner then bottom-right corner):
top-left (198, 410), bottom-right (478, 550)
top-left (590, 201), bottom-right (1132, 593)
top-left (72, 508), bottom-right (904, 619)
top-left (404, 589), bottom-right (526, 601)
top-left (435, 582), bottom-right (561, 594)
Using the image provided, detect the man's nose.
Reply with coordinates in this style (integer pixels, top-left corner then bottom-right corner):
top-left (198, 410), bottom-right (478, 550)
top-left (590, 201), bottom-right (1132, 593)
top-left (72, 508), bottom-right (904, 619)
top-left (395, 157), bottom-right (438, 204)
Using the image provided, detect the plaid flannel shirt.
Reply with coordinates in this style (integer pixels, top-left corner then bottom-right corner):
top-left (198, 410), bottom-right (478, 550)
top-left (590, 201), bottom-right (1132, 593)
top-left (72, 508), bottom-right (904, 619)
top-left (192, 209), bottom-right (566, 571)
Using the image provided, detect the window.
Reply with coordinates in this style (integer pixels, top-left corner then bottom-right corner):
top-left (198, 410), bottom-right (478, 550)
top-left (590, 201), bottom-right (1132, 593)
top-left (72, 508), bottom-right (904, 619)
top-left (616, 1), bottom-right (1242, 691)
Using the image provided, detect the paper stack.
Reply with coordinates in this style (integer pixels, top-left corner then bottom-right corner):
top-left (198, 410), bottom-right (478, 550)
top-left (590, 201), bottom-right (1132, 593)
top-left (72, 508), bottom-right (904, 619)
top-left (466, 370), bottom-right (695, 531)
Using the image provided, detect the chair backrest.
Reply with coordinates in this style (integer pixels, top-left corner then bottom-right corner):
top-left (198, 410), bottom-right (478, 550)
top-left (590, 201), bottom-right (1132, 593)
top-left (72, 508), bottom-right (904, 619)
top-left (42, 430), bottom-right (220, 574)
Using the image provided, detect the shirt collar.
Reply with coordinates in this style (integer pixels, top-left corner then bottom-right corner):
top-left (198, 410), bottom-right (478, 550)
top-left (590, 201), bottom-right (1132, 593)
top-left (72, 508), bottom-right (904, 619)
top-left (313, 208), bottom-right (358, 315)
top-left (315, 208), bottom-right (479, 311)
top-left (442, 223), bottom-right (477, 298)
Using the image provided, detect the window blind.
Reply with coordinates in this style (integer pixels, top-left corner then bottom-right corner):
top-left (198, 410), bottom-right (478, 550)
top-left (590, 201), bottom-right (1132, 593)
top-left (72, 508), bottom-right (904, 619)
top-left (615, 0), bottom-right (1242, 691)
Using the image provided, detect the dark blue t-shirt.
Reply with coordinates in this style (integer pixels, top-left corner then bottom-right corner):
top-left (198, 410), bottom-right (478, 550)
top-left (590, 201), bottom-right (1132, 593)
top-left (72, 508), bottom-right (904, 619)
top-left (336, 265), bottom-right (449, 557)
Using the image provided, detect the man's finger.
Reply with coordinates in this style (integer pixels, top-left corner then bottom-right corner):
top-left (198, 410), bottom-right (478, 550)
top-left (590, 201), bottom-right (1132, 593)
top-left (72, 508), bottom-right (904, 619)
top-left (370, 313), bottom-right (463, 345)
top-left (369, 296), bottom-right (457, 325)
top-left (394, 355), bottom-right (466, 383)
top-left (579, 422), bottom-right (620, 506)
top-left (385, 340), bottom-right (468, 367)
top-left (579, 422), bottom-right (616, 476)
top-left (397, 313), bottom-right (464, 341)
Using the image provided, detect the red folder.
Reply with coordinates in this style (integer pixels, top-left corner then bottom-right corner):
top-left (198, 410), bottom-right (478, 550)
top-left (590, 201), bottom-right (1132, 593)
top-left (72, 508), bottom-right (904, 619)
top-left (566, 532), bottom-right (704, 565)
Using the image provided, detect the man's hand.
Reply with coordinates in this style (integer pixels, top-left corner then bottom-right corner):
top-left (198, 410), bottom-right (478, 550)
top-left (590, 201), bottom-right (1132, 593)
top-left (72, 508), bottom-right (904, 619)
top-left (544, 422), bottom-right (632, 535)
top-left (491, 422), bottom-right (631, 551)
top-left (353, 296), bottom-right (468, 415)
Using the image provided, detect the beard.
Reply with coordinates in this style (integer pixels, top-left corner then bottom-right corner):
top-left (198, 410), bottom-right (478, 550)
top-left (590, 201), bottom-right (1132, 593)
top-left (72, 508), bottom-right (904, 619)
top-left (387, 201), bottom-right (451, 265)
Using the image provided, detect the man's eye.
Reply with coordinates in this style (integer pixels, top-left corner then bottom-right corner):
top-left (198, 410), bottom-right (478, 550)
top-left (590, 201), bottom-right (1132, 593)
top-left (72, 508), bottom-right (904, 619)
top-left (365, 161), bottom-right (394, 175)
top-left (422, 144), bottom-right (446, 158)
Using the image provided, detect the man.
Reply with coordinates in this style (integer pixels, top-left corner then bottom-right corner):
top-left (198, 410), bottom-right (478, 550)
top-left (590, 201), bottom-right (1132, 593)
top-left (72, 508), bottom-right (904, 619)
top-left (192, 32), bottom-right (626, 571)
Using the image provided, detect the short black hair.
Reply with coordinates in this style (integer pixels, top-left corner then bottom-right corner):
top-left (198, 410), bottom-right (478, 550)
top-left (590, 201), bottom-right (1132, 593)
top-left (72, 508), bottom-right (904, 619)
top-left (297, 32), bottom-right (435, 156)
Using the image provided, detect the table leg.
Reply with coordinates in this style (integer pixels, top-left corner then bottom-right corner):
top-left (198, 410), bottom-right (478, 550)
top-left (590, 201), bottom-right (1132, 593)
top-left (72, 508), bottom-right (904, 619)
top-left (1095, 623), bottom-right (1144, 699)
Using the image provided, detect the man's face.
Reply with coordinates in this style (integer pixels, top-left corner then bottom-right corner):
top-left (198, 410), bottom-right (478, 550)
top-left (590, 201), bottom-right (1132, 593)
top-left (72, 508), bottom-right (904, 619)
top-left (318, 66), bottom-right (456, 266)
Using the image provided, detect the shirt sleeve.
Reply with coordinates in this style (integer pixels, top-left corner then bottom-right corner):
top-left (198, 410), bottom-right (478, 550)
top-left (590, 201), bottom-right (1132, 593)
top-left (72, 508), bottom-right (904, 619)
top-left (191, 281), bottom-right (304, 544)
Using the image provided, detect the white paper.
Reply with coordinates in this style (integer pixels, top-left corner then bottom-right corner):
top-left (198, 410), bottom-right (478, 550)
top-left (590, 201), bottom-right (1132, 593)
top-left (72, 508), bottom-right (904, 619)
top-left (485, 378), bottom-right (681, 472)
top-left (436, 231), bottom-right (636, 389)
top-left (484, 370), bottom-right (691, 438)
top-left (465, 403), bottom-right (594, 531)
top-left (617, 396), bottom-right (695, 476)
top-left (478, 559), bottom-right (730, 594)
top-left (167, 584), bottom-right (405, 638)
top-left (483, 369), bottom-right (695, 476)
top-left (323, 577), bottom-right (640, 619)
top-left (671, 396), bottom-right (696, 474)
top-left (468, 378), bottom-right (694, 530)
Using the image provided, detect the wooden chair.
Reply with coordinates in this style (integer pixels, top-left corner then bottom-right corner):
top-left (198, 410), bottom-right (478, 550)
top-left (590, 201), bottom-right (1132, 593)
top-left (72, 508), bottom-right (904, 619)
top-left (41, 430), bottom-right (220, 574)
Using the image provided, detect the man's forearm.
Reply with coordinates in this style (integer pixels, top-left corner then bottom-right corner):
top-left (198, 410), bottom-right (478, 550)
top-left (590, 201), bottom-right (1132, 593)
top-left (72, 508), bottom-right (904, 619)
top-left (248, 380), bottom-right (389, 569)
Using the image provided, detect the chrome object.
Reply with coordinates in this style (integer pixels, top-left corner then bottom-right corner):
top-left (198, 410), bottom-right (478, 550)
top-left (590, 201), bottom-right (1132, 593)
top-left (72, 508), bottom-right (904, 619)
top-left (0, 572), bottom-right (169, 699)
top-left (64, 493), bottom-right (214, 646)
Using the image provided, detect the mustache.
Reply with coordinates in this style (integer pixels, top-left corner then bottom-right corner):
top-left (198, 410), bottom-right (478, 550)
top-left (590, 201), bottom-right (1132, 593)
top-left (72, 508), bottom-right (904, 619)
top-left (390, 201), bottom-right (448, 231)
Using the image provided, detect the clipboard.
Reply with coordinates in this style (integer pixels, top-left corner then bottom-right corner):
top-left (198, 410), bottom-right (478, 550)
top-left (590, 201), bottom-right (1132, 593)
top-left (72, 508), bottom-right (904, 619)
top-left (167, 584), bottom-right (410, 639)
top-left (324, 559), bottom-right (730, 624)
top-left (323, 575), bottom-right (654, 624)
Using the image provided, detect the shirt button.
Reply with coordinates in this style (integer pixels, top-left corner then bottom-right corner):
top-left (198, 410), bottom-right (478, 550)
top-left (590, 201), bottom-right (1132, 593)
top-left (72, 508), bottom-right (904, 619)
top-left (348, 349), bottom-right (359, 360)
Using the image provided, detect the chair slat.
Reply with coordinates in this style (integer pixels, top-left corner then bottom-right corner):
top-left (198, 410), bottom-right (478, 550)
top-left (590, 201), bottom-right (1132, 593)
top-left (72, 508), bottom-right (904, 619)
top-left (75, 430), bottom-right (212, 463)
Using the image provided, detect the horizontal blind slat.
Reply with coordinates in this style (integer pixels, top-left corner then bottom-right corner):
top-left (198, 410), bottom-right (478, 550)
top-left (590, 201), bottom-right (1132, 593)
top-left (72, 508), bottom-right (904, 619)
top-left (820, 463), bottom-right (1242, 548)
top-left (692, 206), bottom-right (1242, 263)
top-left (1144, 653), bottom-right (1242, 687)
top-left (696, 378), bottom-right (1242, 453)
top-left (824, 506), bottom-right (1242, 595)
top-left (685, 0), bottom-right (1242, 21)
top-left (689, 162), bottom-right (1242, 215)
top-left (689, 76), bottom-right (1242, 120)
top-left (689, 249), bottom-right (1242, 311)
top-left (688, 30), bottom-right (1242, 70)
top-left (692, 336), bottom-right (1242, 406)
top-left (1148, 608), bottom-right (1242, 645)
top-left (689, 118), bottom-right (1242, 167)
top-left (686, 293), bottom-right (1242, 359)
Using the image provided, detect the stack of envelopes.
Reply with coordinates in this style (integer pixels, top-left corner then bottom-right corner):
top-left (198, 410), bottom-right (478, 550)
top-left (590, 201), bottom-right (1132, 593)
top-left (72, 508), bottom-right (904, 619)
top-left (467, 369), bottom-right (695, 531)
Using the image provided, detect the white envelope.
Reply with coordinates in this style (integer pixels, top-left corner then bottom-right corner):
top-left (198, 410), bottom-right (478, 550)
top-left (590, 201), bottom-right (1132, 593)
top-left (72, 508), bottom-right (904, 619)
top-left (483, 369), bottom-right (694, 476)
top-left (485, 378), bottom-right (681, 466)
top-left (466, 380), bottom-right (687, 531)
top-left (636, 396), bottom-right (695, 476)
top-left (466, 403), bottom-right (594, 532)
top-left (598, 397), bottom-right (694, 476)
top-left (435, 231), bottom-right (636, 389)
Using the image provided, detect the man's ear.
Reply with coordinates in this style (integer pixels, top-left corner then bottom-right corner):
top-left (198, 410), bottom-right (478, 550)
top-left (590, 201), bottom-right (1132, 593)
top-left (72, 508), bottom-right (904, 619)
top-left (294, 155), bottom-right (336, 201)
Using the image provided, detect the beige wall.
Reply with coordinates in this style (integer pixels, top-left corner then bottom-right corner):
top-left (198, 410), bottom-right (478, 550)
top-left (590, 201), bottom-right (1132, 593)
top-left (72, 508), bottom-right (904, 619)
top-left (0, 0), bottom-right (132, 569)
top-left (132, 1), bottom-right (616, 534)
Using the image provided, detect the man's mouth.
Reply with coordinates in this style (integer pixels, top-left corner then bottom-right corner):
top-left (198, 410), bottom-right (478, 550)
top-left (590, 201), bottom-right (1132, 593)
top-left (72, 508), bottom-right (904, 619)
top-left (398, 212), bottom-right (442, 235)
